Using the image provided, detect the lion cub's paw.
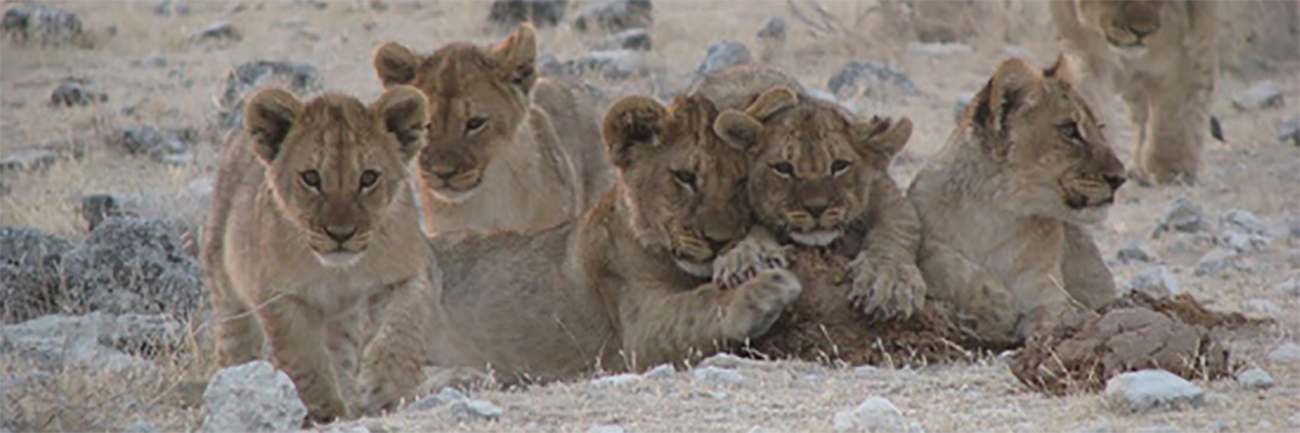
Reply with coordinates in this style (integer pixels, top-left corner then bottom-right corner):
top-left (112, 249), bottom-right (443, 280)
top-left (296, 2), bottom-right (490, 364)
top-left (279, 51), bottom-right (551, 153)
top-left (722, 268), bottom-right (802, 340)
top-left (358, 356), bottom-right (424, 416)
top-left (303, 394), bottom-right (351, 426)
top-left (846, 254), bottom-right (927, 321)
top-left (712, 235), bottom-right (790, 290)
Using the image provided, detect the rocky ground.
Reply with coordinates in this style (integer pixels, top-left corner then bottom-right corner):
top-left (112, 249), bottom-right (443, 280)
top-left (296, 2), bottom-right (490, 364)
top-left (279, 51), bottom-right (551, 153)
top-left (2, 1), bottom-right (1298, 432)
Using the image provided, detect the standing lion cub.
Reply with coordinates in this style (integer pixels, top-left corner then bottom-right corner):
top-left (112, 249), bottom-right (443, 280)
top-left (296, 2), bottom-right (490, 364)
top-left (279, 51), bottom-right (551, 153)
top-left (372, 24), bottom-right (610, 234)
top-left (201, 86), bottom-right (435, 422)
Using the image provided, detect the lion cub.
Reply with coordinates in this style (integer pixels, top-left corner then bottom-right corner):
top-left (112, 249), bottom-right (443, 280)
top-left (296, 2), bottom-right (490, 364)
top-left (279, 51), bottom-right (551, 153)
top-left (908, 58), bottom-right (1126, 345)
top-left (372, 24), bottom-right (609, 234)
top-left (1050, 0), bottom-right (1218, 185)
top-left (201, 86), bottom-right (434, 422)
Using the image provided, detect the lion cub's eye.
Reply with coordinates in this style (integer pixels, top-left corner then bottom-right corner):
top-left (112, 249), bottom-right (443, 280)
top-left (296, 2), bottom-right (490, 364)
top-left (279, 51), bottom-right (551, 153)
top-left (465, 117), bottom-right (488, 135)
top-left (830, 160), bottom-right (852, 175)
top-left (1058, 121), bottom-right (1084, 142)
top-left (359, 170), bottom-right (380, 189)
top-left (301, 170), bottom-right (321, 190)
top-left (670, 169), bottom-right (698, 189)
top-left (771, 162), bottom-right (795, 177)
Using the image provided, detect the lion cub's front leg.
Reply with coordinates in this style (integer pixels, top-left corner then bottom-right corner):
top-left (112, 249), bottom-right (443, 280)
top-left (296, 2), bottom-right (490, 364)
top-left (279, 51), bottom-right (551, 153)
top-left (712, 226), bottom-right (790, 290)
top-left (846, 181), bottom-right (926, 321)
top-left (258, 294), bottom-right (351, 423)
top-left (358, 277), bottom-right (434, 416)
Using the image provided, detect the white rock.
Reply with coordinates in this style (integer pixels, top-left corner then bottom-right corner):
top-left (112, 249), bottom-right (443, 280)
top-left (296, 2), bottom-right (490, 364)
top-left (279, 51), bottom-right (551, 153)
top-left (1156, 198), bottom-right (1208, 235)
top-left (1126, 266), bottom-right (1179, 298)
top-left (1288, 412), bottom-right (1300, 426)
top-left (1276, 275), bottom-right (1300, 296)
top-left (1221, 210), bottom-right (1269, 235)
top-left (1220, 230), bottom-right (1269, 254)
top-left (1267, 342), bottom-right (1300, 363)
top-left (1232, 80), bottom-right (1283, 111)
top-left (588, 425), bottom-right (626, 433)
top-left (693, 366), bottom-right (744, 384)
top-left (1235, 367), bottom-right (1274, 389)
top-left (590, 373), bottom-right (642, 387)
top-left (1203, 392), bottom-right (1231, 406)
top-left (852, 365), bottom-right (880, 374)
top-left (406, 387), bottom-right (467, 412)
top-left (1278, 116), bottom-right (1300, 146)
top-left (700, 352), bottom-right (773, 369)
top-left (906, 42), bottom-right (973, 59)
top-left (643, 364), bottom-right (676, 379)
top-left (1104, 369), bottom-right (1204, 413)
top-left (1195, 249), bottom-right (1239, 276)
top-left (1243, 298), bottom-right (1280, 313)
top-left (451, 399), bottom-right (503, 421)
top-left (200, 361), bottom-right (306, 433)
top-left (832, 396), bottom-right (920, 433)
top-left (1117, 241), bottom-right (1155, 263)
top-left (1136, 426), bottom-right (1179, 433)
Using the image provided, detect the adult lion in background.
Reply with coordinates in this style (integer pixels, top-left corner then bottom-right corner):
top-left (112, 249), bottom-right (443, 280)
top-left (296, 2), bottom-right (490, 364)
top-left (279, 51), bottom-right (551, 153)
top-left (421, 94), bottom-right (801, 384)
top-left (1050, 0), bottom-right (1217, 185)
top-left (373, 23), bottom-right (611, 234)
top-left (908, 57), bottom-right (1126, 346)
top-left (201, 87), bottom-right (435, 422)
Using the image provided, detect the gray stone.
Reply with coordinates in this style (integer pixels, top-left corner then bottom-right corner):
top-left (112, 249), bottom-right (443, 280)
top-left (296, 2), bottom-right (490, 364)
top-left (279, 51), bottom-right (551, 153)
top-left (757, 16), bottom-right (786, 42)
top-left (1104, 369), bottom-right (1205, 413)
top-left (59, 218), bottom-right (203, 318)
top-left (218, 60), bottom-right (323, 129)
top-left (1203, 392), bottom-right (1231, 406)
top-left (1195, 248), bottom-right (1241, 276)
top-left (0, 313), bottom-right (161, 374)
top-left (1232, 80), bottom-right (1283, 111)
top-left (1220, 230), bottom-right (1269, 254)
top-left (1221, 210), bottom-right (1269, 236)
top-left (191, 22), bottom-right (241, 44)
top-left (489, 0), bottom-right (566, 28)
top-left (1126, 266), bottom-right (1179, 298)
top-left (643, 364), bottom-right (675, 379)
top-left (0, 149), bottom-right (57, 173)
top-left (693, 366), bottom-right (744, 384)
top-left (832, 396), bottom-right (919, 433)
top-left (597, 28), bottom-right (651, 51)
top-left (1155, 198), bottom-right (1207, 235)
top-left (590, 373), bottom-right (642, 387)
top-left (550, 50), bottom-right (645, 80)
top-left (827, 61), bottom-right (920, 102)
top-left (1242, 298), bottom-right (1279, 314)
top-left (153, 0), bottom-right (191, 17)
top-left (1135, 426), bottom-right (1179, 433)
top-left (0, 226), bottom-right (73, 323)
top-left (1235, 367), bottom-right (1274, 389)
top-left (1289, 412), bottom-right (1300, 426)
top-left (201, 361), bottom-right (307, 433)
top-left (1117, 241), bottom-right (1155, 263)
top-left (50, 78), bottom-right (107, 107)
top-left (2, 4), bottom-right (86, 47)
top-left (1277, 275), bottom-right (1300, 296)
top-left (136, 53), bottom-right (167, 68)
top-left (79, 194), bottom-right (129, 232)
top-left (699, 352), bottom-right (771, 370)
top-left (1268, 342), bottom-right (1300, 363)
top-left (695, 41), bottom-right (752, 76)
top-left (406, 387), bottom-right (467, 412)
top-left (451, 399), bottom-right (503, 421)
top-left (906, 42), bottom-right (973, 59)
top-left (109, 125), bottom-right (190, 165)
top-left (1277, 116), bottom-right (1300, 146)
top-left (572, 0), bottom-right (652, 33)
top-left (588, 425), bottom-right (626, 433)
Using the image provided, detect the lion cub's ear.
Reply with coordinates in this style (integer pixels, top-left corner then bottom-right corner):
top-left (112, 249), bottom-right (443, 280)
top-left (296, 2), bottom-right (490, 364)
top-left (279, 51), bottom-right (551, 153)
top-left (744, 86), bottom-right (798, 120)
top-left (1042, 53), bottom-right (1078, 86)
top-left (492, 23), bottom-right (539, 95)
top-left (971, 58), bottom-right (1040, 139)
top-left (602, 95), bottom-right (669, 169)
top-left (245, 88), bottom-right (303, 164)
top-left (713, 110), bottom-right (763, 151)
top-left (853, 116), bottom-right (913, 169)
top-left (374, 85), bottom-right (430, 162)
top-left (374, 42), bottom-right (422, 87)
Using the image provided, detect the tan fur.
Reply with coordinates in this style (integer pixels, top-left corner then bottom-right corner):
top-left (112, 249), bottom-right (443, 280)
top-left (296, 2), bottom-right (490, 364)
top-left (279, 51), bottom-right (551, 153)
top-left (908, 58), bottom-right (1126, 345)
top-left (201, 87), bottom-right (435, 422)
top-left (708, 81), bottom-right (925, 322)
top-left (373, 24), bottom-right (604, 234)
top-left (532, 76), bottom-right (616, 207)
top-left (1051, 0), bottom-right (1218, 185)
top-left (419, 95), bottom-right (802, 383)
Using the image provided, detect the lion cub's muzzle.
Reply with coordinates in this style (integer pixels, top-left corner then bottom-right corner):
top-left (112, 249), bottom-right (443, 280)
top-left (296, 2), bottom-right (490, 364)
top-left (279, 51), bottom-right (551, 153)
top-left (422, 167), bottom-right (484, 202)
top-left (307, 224), bottom-right (372, 267)
top-left (780, 205), bottom-right (847, 247)
top-left (669, 228), bottom-right (740, 278)
top-left (1061, 173), bottom-right (1126, 210)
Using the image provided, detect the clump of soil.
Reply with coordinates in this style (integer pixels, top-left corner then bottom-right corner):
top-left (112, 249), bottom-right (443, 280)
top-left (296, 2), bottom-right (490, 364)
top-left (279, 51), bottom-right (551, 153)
top-left (1008, 292), bottom-right (1257, 395)
top-left (741, 250), bottom-right (982, 368)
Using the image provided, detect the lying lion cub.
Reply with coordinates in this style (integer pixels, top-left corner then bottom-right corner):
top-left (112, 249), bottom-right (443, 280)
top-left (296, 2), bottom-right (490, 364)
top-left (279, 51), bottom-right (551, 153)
top-left (373, 24), bottom-right (609, 234)
top-left (201, 87), bottom-right (435, 422)
top-left (708, 83), bottom-right (925, 322)
top-left (909, 57), bottom-right (1125, 345)
top-left (422, 94), bottom-right (801, 383)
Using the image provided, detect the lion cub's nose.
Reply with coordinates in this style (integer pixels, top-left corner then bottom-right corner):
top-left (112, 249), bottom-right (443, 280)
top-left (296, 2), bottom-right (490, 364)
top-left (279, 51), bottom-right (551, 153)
top-left (431, 165), bottom-right (459, 181)
top-left (324, 225), bottom-right (358, 243)
top-left (1103, 174), bottom-right (1127, 191)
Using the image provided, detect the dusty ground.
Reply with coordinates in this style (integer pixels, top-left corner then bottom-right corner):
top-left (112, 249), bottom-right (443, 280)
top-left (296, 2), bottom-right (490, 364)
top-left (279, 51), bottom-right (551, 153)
top-left (2, 1), bottom-right (1298, 432)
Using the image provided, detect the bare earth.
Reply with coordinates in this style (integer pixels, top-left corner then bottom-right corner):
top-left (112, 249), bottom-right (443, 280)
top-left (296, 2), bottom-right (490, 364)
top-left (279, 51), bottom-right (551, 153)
top-left (2, 1), bottom-right (1298, 432)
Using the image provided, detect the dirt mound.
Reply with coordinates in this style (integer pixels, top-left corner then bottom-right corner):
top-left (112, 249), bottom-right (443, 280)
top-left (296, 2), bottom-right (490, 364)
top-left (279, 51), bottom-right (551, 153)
top-left (1008, 292), bottom-right (1254, 395)
top-left (740, 250), bottom-right (981, 367)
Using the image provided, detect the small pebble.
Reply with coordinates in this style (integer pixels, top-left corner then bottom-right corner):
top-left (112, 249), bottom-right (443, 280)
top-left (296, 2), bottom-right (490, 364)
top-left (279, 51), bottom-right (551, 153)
top-left (1276, 275), bottom-right (1300, 296)
top-left (451, 399), bottom-right (503, 421)
top-left (693, 366), bottom-right (744, 384)
top-left (588, 425), bottom-right (626, 433)
top-left (1126, 266), bottom-right (1180, 298)
top-left (643, 364), bottom-right (676, 379)
top-left (1243, 298), bottom-right (1279, 313)
top-left (1235, 367), bottom-right (1274, 389)
top-left (1268, 342), bottom-right (1300, 363)
top-left (1104, 369), bottom-right (1204, 414)
top-left (590, 373), bottom-right (642, 387)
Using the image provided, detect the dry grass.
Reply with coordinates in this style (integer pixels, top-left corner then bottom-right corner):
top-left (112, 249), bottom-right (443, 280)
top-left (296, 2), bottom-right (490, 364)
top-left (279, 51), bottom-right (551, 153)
top-left (2, 0), bottom-right (1298, 432)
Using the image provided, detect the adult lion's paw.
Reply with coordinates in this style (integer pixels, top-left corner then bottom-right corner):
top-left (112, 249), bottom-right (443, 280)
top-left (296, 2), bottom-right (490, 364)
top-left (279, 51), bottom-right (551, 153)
top-left (712, 235), bottom-right (790, 290)
top-left (846, 253), bottom-right (926, 321)
top-left (722, 268), bottom-right (802, 340)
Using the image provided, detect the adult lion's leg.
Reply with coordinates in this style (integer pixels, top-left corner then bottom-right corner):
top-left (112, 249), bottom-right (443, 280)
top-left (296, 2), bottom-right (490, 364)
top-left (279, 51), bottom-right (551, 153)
top-left (1060, 223), bottom-right (1117, 310)
top-left (1141, 87), bottom-right (1205, 185)
top-left (1120, 86), bottom-right (1151, 183)
top-left (359, 277), bottom-right (434, 415)
top-left (917, 240), bottom-right (1017, 345)
top-left (258, 295), bottom-right (350, 423)
top-left (209, 275), bottom-right (265, 367)
top-left (619, 269), bottom-right (801, 369)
